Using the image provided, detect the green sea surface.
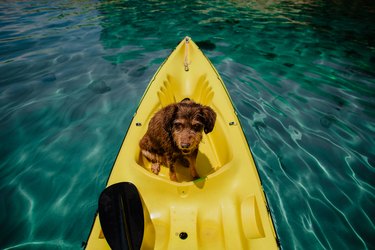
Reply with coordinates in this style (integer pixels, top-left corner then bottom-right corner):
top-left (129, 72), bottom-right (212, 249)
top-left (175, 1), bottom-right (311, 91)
top-left (1, 0), bottom-right (374, 249)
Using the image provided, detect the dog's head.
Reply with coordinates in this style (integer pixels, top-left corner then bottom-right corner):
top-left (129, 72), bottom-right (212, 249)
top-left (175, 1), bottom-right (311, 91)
top-left (163, 98), bottom-right (216, 154)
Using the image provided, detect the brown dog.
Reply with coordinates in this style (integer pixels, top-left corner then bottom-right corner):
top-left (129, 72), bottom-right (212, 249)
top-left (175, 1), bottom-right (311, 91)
top-left (139, 98), bottom-right (216, 181)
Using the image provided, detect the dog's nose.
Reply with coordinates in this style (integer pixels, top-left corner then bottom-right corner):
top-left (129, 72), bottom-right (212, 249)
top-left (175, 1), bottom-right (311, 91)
top-left (181, 143), bottom-right (190, 149)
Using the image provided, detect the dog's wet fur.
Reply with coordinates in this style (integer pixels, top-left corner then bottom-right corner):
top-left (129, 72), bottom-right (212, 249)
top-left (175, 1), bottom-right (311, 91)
top-left (139, 98), bottom-right (216, 181)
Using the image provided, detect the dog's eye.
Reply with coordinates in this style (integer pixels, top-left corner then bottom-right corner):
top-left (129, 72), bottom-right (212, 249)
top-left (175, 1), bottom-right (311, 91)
top-left (173, 122), bottom-right (183, 130)
top-left (193, 124), bottom-right (203, 132)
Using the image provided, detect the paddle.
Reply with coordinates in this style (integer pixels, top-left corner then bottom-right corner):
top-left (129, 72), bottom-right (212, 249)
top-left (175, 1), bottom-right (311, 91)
top-left (98, 182), bottom-right (144, 250)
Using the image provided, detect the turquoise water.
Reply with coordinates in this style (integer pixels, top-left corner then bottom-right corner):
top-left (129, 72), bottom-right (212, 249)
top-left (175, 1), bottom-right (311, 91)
top-left (1, 0), bottom-right (374, 249)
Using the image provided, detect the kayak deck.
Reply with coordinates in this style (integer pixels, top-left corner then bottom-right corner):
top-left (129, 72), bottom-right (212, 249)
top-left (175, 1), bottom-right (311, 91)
top-left (85, 37), bottom-right (279, 249)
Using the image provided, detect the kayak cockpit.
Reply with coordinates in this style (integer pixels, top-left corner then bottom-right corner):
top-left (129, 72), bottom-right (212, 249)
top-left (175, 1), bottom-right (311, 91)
top-left (135, 73), bottom-right (233, 182)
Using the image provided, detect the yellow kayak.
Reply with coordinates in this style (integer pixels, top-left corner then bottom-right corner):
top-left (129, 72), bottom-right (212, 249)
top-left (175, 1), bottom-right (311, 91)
top-left (85, 37), bottom-right (280, 250)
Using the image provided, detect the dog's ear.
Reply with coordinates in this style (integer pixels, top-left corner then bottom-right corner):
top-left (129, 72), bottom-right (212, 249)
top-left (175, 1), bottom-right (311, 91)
top-left (201, 106), bottom-right (216, 134)
top-left (162, 104), bottom-right (178, 132)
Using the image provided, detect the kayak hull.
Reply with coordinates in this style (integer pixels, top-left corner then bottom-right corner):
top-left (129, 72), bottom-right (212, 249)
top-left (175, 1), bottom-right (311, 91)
top-left (85, 37), bottom-right (279, 249)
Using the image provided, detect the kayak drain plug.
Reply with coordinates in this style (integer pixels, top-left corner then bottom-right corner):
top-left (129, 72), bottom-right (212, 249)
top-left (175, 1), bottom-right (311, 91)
top-left (179, 232), bottom-right (188, 240)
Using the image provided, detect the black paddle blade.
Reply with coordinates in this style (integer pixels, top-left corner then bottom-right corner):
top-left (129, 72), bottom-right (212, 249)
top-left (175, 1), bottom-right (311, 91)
top-left (98, 182), bottom-right (144, 250)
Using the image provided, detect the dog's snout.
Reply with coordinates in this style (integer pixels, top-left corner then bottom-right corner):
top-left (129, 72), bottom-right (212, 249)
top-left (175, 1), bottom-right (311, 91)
top-left (181, 143), bottom-right (190, 149)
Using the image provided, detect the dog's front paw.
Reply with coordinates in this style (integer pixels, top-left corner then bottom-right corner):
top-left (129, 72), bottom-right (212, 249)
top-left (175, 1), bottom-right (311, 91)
top-left (151, 163), bottom-right (160, 175)
top-left (169, 171), bottom-right (178, 181)
top-left (190, 167), bottom-right (199, 179)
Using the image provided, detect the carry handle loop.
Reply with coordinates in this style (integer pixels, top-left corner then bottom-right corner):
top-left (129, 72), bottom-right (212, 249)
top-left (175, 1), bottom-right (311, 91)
top-left (184, 36), bottom-right (190, 71)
